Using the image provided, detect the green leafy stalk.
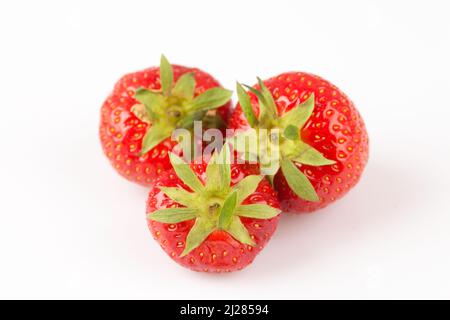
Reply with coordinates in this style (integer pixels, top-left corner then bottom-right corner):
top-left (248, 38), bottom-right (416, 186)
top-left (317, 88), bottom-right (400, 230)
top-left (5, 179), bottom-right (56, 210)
top-left (230, 82), bottom-right (336, 203)
top-left (172, 72), bottom-right (196, 99)
top-left (232, 175), bottom-right (263, 204)
top-left (236, 82), bottom-right (257, 127)
top-left (227, 216), bottom-right (255, 246)
top-left (149, 208), bottom-right (198, 223)
top-left (190, 87), bottom-right (233, 111)
top-left (134, 88), bottom-right (163, 121)
top-left (160, 54), bottom-right (173, 96)
top-left (293, 142), bottom-right (336, 166)
top-left (218, 191), bottom-right (238, 230)
top-left (279, 94), bottom-right (315, 129)
top-left (280, 159), bottom-right (319, 202)
top-left (140, 123), bottom-right (172, 156)
top-left (257, 77), bottom-right (278, 121)
top-left (235, 204), bottom-right (281, 219)
top-left (131, 55), bottom-right (233, 157)
top-left (205, 146), bottom-right (231, 194)
top-left (283, 125), bottom-right (300, 140)
top-left (181, 219), bottom-right (215, 257)
top-left (158, 187), bottom-right (196, 207)
top-left (169, 153), bottom-right (205, 193)
top-left (147, 144), bottom-right (281, 257)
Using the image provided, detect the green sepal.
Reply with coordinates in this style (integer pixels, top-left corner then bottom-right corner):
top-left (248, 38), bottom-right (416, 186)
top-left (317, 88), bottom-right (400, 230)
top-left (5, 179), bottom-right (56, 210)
top-left (160, 54), bottom-right (173, 96)
top-left (180, 218), bottom-right (215, 257)
top-left (266, 174), bottom-right (275, 187)
top-left (205, 151), bottom-right (221, 192)
top-left (177, 111), bottom-right (203, 129)
top-left (236, 82), bottom-right (258, 127)
top-left (232, 175), bottom-right (263, 204)
top-left (218, 191), bottom-right (238, 230)
top-left (148, 207), bottom-right (197, 223)
top-left (243, 79), bottom-right (278, 126)
top-left (206, 144), bottom-right (231, 193)
top-left (158, 187), bottom-right (196, 207)
top-left (292, 142), bottom-right (336, 166)
top-left (130, 103), bottom-right (151, 124)
top-left (139, 123), bottom-right (172, 156)
top-left (257, 77), bottom-right (278, 121)
top-left (218, 145), bottom-right (231, 190)
top-left (227, 216), bottom-right (255, 246)
top-left (134, 88), bottom-right (164, 121)
top-left (283, 125), bottom-right (300, 140)
top-left (243, 85), bottom-right (264, 101)
top-left (235, 204), bottom-right (281, 219)
top-left (243, 84), bottom-right (272, 126)
top-left (190, 87), bottom-right (232, 112)
top-left (172, 72), bottom-right (195, 100)
top-left (259, 160), bottom-right (280, 177)
top-left (202, 112), bottom-right (226, 130)
top-left (205, 145), bottom-right (231, 194)
top-left (279, 94), bottom-right (315, 129)
top-left (280, 158), bottom-right (319, 202)
top-left (169, 153), bottom-right (205, 193)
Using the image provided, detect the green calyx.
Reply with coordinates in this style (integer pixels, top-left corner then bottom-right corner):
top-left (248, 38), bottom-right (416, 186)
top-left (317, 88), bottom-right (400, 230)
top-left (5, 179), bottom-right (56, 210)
top-left (131, 55), bottom-right (232, 156)
top-left (148, 145), bottom-right (281, 257)
top-left (231, 79), bottom-right (336, 202)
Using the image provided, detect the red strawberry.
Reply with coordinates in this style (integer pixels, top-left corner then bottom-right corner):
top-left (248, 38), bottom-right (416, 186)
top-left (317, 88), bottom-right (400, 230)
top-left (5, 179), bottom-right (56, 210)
top-left (228, 72), bottom-right (369, 213)
top-left (146, 146), bottom-right (281, 272)
top-left (100, 55), bottom-right (232, 186)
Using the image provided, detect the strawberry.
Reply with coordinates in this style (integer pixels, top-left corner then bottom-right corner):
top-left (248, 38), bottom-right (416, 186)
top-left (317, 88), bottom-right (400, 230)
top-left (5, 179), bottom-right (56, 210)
top-left (146, 146), bottom-right (281, 272)
top-left (100, 55), bottom-right (232, 186)
top-left (228, 72), bottom-right (369, 213)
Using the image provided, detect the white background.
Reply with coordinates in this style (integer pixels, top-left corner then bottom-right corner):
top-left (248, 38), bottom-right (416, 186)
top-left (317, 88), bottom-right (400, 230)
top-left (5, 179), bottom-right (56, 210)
top-left (1, 0), bottom-right (449, 299)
